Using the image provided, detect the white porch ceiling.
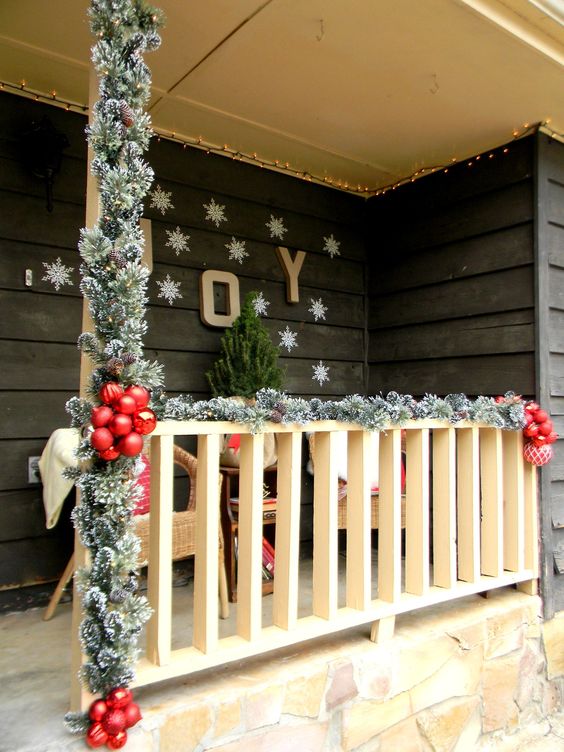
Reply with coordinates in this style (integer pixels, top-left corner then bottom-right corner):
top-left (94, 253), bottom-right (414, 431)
top-left (0, 0), bottom-right (563, 191)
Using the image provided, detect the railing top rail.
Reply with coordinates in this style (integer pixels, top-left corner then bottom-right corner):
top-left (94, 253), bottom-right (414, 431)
top-left (151, 419), bottom-right (512, 437)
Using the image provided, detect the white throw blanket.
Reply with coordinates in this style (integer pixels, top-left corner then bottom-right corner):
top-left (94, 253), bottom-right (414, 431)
top-left (38, 428), bottom-right (80, 529)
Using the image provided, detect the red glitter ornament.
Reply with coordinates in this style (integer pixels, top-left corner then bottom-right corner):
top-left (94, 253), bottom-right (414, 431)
top-left (115, 394), bottom-right (137, 415)
top-left (88, 699), bottom-right (109, 723)
top-left (109, 413), bottom-right (133, 437)
top-left (118, 431), bottom-right (144, 457)
top-left (123, 701), bottom-right (142, 728)
top-left (523, 441), bottom-right (553, 466)
top-left (99, 382), bottom-right (124, 405)
top-left (107, 730), bottom-right (128, 750)
top-left (91, 427), bottom-right (114, 452)
top-left (132, 408), bottom-right (157, 435)
top-left (91, 405), bottom-right (114, 428)
top-left (99, 445), bottom-right (121, 461)
top-left (125, 385), bottom-right (150, 409)
top-left (106, 687), bottom-right (133, 709)
top-left (85, 721), bottom-right (108, 748)
top-left (102, 708), bottom-right (127, 736)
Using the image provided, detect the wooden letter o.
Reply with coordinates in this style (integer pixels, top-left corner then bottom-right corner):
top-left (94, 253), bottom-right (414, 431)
top-left (200, 269), bottom-right (241, 327)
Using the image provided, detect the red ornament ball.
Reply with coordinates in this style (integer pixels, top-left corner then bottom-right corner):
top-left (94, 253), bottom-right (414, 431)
top-left (534, 409), bottom-right (549, 423)
top-left (123, 701), bottom-right (142, 728)
top-left (525, 401), bottom-right (540, 413)
top-left (99, 382), bottom-right (124, 405)
top-left (109, 413), bottom-right (133, 437)
top-left (524, 424), bottom-right (540, 439)
top-left (538, 420), bottom-right (553, 436)
top-left (115, 394), bottom-right (138, 415)
top-left (102, 708), bottom-right (127, 735)
top-left (91, 427), bottom-right (114, 452)
top-left (106, 687), bottom-right (133, 709)
top-left (86, 721), bottom-right (108, 748)
top-left (523, 441), bottom-right (553, 466)
top-left (88, 699), bottom-right (109, 723)
top-left (91, 405), bottom-right (114, 428)
top-left (125, 385), bottom-right (151, 409)
top-left (132, 408), bottom-right (157, 436)
top-left (118, 431), bottom-right (144, 457)
top-left (99, 445), bottom-right (121, 461)
top-left (107, 730), bottom-right (128, 750)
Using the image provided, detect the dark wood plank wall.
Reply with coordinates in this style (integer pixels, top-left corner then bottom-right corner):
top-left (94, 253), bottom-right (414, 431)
top-left (365, 136), bottom-right (536, 398)
top-left (536, 133), bottom-right (564, 616)
top-left (0, 92), bottom-right (367, 600)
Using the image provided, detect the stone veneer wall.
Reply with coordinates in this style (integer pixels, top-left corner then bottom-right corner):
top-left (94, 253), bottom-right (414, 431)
top-left (126, 590), bottom-right (562, 752)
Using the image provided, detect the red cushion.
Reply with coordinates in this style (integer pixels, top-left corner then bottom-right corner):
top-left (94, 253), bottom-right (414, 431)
top-left (133, 455), bottom-right (151, 515)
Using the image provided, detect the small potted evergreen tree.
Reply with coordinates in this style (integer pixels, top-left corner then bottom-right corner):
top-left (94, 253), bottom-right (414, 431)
top-left (207, 292), bottom-right (284, 467)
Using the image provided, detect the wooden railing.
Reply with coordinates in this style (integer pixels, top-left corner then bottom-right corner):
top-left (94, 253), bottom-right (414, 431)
top-left (72, 419), bottom-right (539, 705)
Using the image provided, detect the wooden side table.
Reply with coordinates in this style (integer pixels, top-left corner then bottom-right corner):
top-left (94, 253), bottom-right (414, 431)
top-left (220, 465), bottom-right (277, 603)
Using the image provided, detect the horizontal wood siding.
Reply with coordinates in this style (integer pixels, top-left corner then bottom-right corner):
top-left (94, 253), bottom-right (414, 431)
top-left (365, 136), bottom-right (535, 398)
top-left (0, 92), bottom-right (366, 596)
top-left (536, 133), bottom-right (564, 616)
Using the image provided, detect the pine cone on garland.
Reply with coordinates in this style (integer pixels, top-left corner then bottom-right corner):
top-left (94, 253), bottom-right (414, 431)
top-left (109, 588), bottom-right (128, 604)
top-left (122, 353), bottom-right (137, 365)
top-left (270, 409), bottom-right (283, 424)
top-left (109, 249), bottom-right (126, 267)
top-left (106, 357), bottom-right (125, 376)
top-left (119, 101), bottom-right (135, 127)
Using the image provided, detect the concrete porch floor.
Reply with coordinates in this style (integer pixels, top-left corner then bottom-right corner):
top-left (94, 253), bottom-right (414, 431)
top-left (2, 563), bottom-right (564, 751)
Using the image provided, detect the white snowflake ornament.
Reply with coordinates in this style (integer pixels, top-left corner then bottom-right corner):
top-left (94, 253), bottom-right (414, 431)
top-left (225, 237), bottom-right (248, 264)
top-left (150, 184), bottom-right (174, 215)
top-left (165, 226), bottom-right (190, 256)
top-left (323, 234), bottom-right (341, 259)
top-left (309, 297), bottom-right (327, 321)
top-left (266, 214), bottom-right (287, 240)
top-left (312, 360), bottom-right (330, 386)
top-left (278, 326), bottom-right (298, 352)
top-left (42, 257), bottom-right (74, 291)
top-left (156, 274), bottom-right (182, 306)
top-left (203, 198), bottom-right (227, 228)
top-left (252, 291), bottom-right (270, 316)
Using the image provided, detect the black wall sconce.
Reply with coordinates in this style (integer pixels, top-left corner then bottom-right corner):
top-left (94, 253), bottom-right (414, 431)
top-left (21, 117), bottom-right (69, 212)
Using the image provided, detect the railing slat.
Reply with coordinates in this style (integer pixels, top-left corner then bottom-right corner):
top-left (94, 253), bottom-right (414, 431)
top-left (480, 428), bottom-right (504, 576)
top-left (237, 433), bottom-right (265, 641)
top-left (432, 428), bottom-right (457, 588)
top-left (313, 431), bottom-right (338, 619)
top-left (273, 432), bottom-right (302, 630)
top-left (523, 461), bottom-right (539, 577)
top-left (193, 434), bottom-right (220, 653)
top-left (503, 431), bottom-right (525, 572)
top-left (457, 427), bottom-right (481, 583)
top-left (378, 429), bottom-right (402, 603)
top-left (146, 434), bottom-right (174, 666)
top-left (346, 430), bottom-right (372, 610)
top-left (405, 429), bottom-right (430, 595)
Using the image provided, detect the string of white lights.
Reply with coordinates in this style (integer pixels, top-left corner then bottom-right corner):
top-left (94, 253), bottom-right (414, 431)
top-left (2, 78), bottom-right (562, 197)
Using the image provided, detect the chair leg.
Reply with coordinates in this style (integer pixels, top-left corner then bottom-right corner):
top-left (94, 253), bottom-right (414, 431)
top-left (218, 553), bottom-right (230, 620)
top-left (43, 553), bottom-right (75, 621)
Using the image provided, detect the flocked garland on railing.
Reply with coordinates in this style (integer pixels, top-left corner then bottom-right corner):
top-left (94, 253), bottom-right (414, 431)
top-left (151, 388), bottom-right (527, 432)
top-left (64, 1), bottom-right (164, 748)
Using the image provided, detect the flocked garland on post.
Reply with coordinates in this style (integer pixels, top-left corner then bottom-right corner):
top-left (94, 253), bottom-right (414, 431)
top-left (65, 1), bottom-right (164, 748)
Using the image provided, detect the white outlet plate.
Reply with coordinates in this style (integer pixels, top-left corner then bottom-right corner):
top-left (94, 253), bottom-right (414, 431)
top-left (28, 456), bottom-right (41, 484)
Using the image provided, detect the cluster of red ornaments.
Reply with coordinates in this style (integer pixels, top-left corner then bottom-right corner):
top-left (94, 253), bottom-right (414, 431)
top-left (90, 383), bottom-right (156, 460)
top-left (522, 401), bottom-right (558, 466)
top-left (86, 688), bottom-right (141, 749)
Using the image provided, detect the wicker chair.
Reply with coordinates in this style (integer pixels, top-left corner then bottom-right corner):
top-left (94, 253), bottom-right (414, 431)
top-left (134, 444), bottom-right (230, 619)
top-left (308, 434), bottom-right (406, 530)
top-left (43, 444), bottom-right (229, 620)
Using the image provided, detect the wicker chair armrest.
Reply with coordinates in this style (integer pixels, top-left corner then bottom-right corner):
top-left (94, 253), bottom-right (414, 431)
top-left (173, 445), bottom-right (198, 510)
